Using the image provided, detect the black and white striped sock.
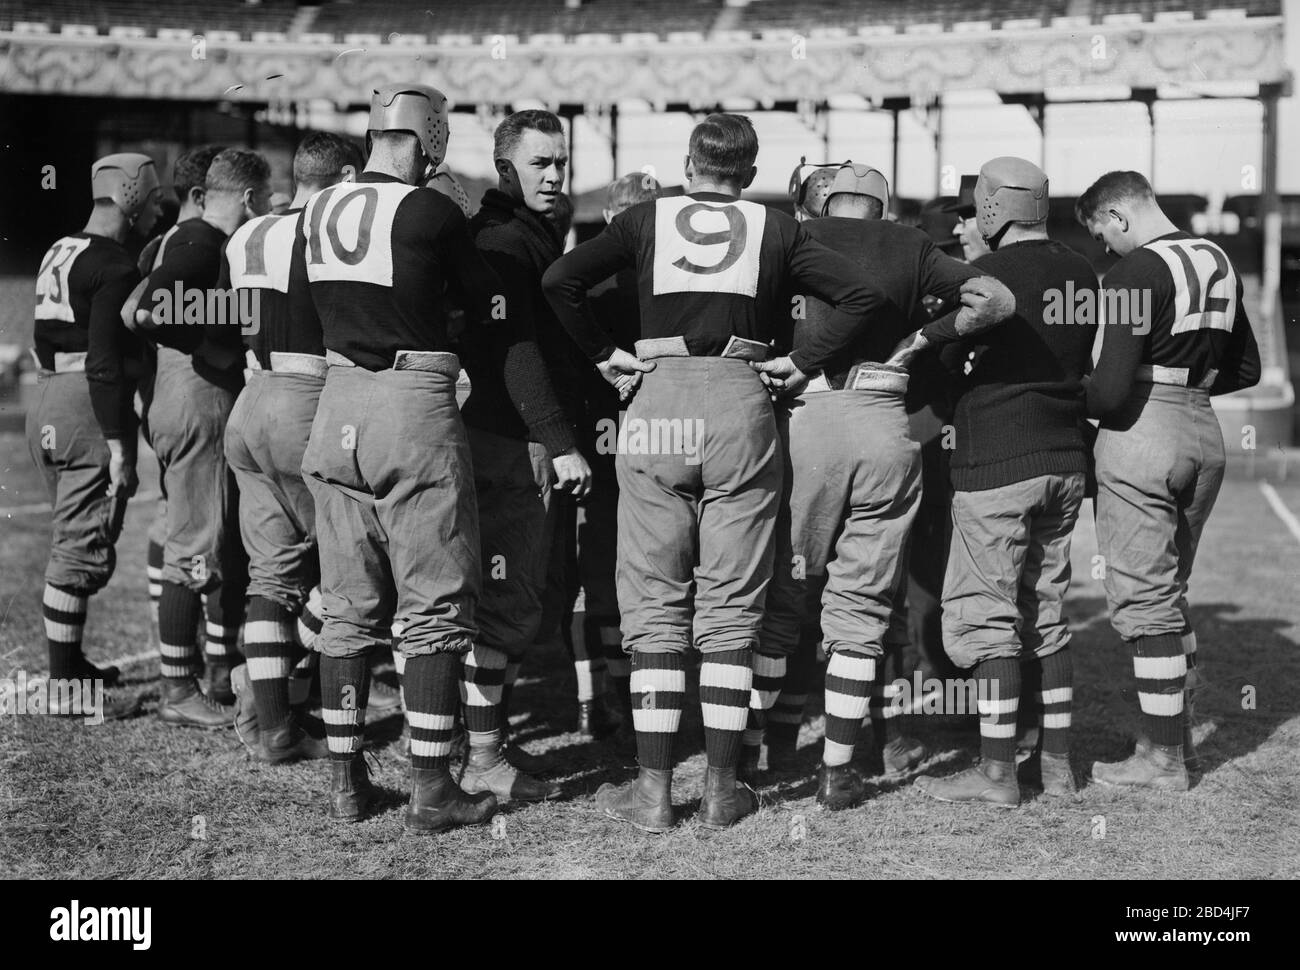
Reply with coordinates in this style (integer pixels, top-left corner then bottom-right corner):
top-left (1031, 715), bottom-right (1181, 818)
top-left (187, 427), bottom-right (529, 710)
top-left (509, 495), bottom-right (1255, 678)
top-left (976, 657), bottom-right (1020, 763)
top-left (1036, 649), bottom-right (1072, 756)
top-left (43, 584), bottom-right (87, 681)
top-left (243, 596), bottom-right (295, 731)
top-left (405, 653), bottom-right (460, 770)
top-left (700, 648), bottom-right (753, 769)
top-left (460, 644), bottom-right (506, 735)
top-left (203, 587), bottom-right (242, 669)
top-left (1134, 634), bottom-right (1185, 747)
top-left (146, 539), bottom-right (163, 648)
top-left (158, 581), bottom-right (201, 684)
top-left (631, 651), bottom-right (685, 770)
top-left (297, 585), bottom-right (324, 652)
top-left (823, 651), bottom-right (875, 767)
top-left (321, 655), bottom-right (368, 761)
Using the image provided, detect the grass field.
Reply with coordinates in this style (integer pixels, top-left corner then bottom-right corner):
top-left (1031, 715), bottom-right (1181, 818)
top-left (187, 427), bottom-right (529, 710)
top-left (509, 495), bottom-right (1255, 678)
top-left (2, 429), bottom-right (1299, 880)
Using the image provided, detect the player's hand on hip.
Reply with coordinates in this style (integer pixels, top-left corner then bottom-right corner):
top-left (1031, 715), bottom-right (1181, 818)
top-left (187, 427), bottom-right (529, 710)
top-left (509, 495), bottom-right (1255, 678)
top-left (597, 348), bottom-right (655, 402)
top-left (954, 276), bottom-right (1015, 335)
top-left (552, 448), bottom-right (593, 499)
top-left (750, 356), bottom-right (808, 400)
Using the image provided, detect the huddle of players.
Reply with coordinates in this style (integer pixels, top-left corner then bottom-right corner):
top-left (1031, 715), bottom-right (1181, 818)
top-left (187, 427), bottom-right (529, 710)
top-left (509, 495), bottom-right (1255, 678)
top-left (29, 84), bottom-right (1259, 835)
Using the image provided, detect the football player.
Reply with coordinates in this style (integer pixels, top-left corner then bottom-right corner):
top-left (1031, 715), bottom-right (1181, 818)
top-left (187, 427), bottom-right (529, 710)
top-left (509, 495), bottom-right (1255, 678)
top-left (1077, 170), bottom-right (1260, 791)
top-left (28, 153), bottom-right (163, 718)
top-left (545, 113), bottom-right (888, 832)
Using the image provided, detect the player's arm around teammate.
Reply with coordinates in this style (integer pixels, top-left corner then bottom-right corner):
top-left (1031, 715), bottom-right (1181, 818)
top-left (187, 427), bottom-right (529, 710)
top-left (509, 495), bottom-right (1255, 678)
top-left (27, 153), bottom-right (163, 719)
top-left (1077, 171), bottom-right (1260, 792)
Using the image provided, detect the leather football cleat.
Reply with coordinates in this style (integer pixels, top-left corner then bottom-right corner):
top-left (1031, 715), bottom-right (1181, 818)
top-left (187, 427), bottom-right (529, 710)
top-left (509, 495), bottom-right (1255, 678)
top-left (697, 767), bottom-right (758, 830)
top-left (230, 664), bottom-right (259, 752)
top-left (206, 662), bottom-right (235, 706)
top-left (1092, 742), bottom-right (1188, 792)
top-left (158, 678), bottom-right (235, 729)
top-left (880, 735), bottom-right (927, 779)
top-left (595, 768), bottom-right (674, 833)
top-left (48, 688), bottom-right (140, 721)
top-left (404, 767), bottom-right (497, 835)
top-left (460, 744), bottom-right (558, 802)
top-left (329, 755), bottom-right (375, 822)
top-left (367, 677), bottom-right (403, 716)
top-left (1037, 752), bottom-right (1078, 797)
top-left (915, 759), bottom-right (1021, 808)
top-left (74, 657), bottom-right (121, 687)
top-left (258, 718), bottom-right (330, 765)
top-left (816, 762), bottom-right (867, 811)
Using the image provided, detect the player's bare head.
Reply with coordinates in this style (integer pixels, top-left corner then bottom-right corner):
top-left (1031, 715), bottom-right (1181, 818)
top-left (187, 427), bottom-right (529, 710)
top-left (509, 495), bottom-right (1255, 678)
top-left (205, 148), bottom-right (273, 220)
top-left (685, 114), bottom-right (758, 191)
top-left (367, 83), bottom-right (450, 173)
top-left (605, 172), bottom-right (661, 223)
top-left (1076, 170), bottom-right (1157, 256)
top-left (172, 144), bottom-right (225, 213)
top-left (824, 162), bottom-right (889, 221)
top-left (293, 132), bottom-right (364, 193)
top-left (494, 110), bottom-right (567, 214)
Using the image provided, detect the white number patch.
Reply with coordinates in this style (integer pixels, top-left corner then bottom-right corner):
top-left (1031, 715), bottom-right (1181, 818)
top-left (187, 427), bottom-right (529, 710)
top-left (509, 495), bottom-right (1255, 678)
top-left (652, 196), bottom-right (765, 297)
top-left (303, 182), bottom-right (415, 287)
top-left (227, 212), bottom-right (298, 294)
top-left (1144, 238), bottom-right (1239, 334)
top-left (35, 236), bottom-right (91, 323)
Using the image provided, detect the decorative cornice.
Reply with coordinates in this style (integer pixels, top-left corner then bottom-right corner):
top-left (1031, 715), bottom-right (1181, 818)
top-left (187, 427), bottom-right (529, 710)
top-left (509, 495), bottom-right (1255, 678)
top-left (0, 18), bottom-right (1285, 106)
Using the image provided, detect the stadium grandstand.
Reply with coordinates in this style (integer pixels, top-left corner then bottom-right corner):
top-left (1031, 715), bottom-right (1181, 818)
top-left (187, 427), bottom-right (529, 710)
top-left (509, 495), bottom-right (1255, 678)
top-left (0, 0), bottom-right (1294, 449)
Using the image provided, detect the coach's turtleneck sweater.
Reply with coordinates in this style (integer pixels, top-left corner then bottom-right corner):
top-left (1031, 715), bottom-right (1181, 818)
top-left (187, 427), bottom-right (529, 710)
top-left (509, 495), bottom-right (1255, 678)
top-left (920, 238), bottom-right (1098, 492)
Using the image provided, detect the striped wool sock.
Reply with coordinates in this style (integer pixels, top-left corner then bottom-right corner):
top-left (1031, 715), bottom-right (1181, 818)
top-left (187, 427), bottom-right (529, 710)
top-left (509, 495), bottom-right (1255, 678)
top-left (1036, 649), bottom-right (1072, 756)
top-left (321, 655), bottom-right (368, 762)
top-left (976, 657), bottom-right (1021, 764)
top-left (147, 539), bottom-right (163, 649)
top-left (297, 586), bottom-right (324, 652)
top-left (767, 636), bottom-right (817, 748)
top-left (700, 648), bottom-right (753, 769)
top-left (571, 611), bottom-right (605, 704)
top-left (1134, 633), bottom-right (1186, 747)
top-left (630, 651), bottom-right (686, 771)
top-left (460, 644), bottom-right (506, 735)
top-left (404, 653), bottom-right (461, 770)
top-left (43, 584), bottom-right (87, 681)
top-left (203, 587), bottom-right (242, 669)
top-left (158, 581), bottom-right (202, 684)
top-left (243, 596), bottom-right (295, 732)
top-left (750, 651), bottom-right (787, 716)
top-left (823, 651), bottom-right (875, 767)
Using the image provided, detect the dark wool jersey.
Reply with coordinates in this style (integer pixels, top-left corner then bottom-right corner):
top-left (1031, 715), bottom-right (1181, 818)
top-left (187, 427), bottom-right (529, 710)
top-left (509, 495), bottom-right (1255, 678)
top-left (791, 217), bottom-right (979, 388)
top-left (33, 232), bottom-right (143, 439)
top-left (1088, 230), bottom-right (1260, 421)
top-left (543, 191), bottom-right (885, 372)
top-left (139, 217), bottom-right (244, 394)
top-left (221, 208), bottom-right (322, 369)
top-left (920, 238), bottom-right (1098, 492)
top-left (583, 265), bottom-right (643, 420)
top-left (459, 189), bottom-right (576, 458)
top-left (291, 172), bottom-right (502, 372)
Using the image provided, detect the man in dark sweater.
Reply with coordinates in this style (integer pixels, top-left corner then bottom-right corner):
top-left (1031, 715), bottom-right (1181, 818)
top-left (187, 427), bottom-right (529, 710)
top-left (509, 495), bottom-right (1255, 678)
top-left (27, 153), bottom-right (163, 720)
top-left (136, 148), bottom-right (271, 727)
top-left (752, 162), bottom-right (1015, 810)
top-left (457, 109), bottom-right (586, 802)
top-left (545, 113), bottom-right (888, 832)
top-left (904, 157), bottom-right (1099, 808)
top-left (1077, 171), bottom-right (1259, 791)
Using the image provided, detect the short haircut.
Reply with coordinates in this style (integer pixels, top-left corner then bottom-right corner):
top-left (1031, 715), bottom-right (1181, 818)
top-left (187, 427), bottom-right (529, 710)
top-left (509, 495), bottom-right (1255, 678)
top-left (688, 113), bottom-right (758, 183)
top-left (494, 109), bottom-right (564, 163)
top-left (828, 194), bottom-right (884, 221)
top-left (607, 172), bottom-right (661, 215)
top-left (205, 148), bottom-right (271, 196)
top-left (293, 132), bottom-right (364, 190)
top-left (1075, 170), bottom-right (1156, 225)
top-left (172, 144), bottom-right (225, 202)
